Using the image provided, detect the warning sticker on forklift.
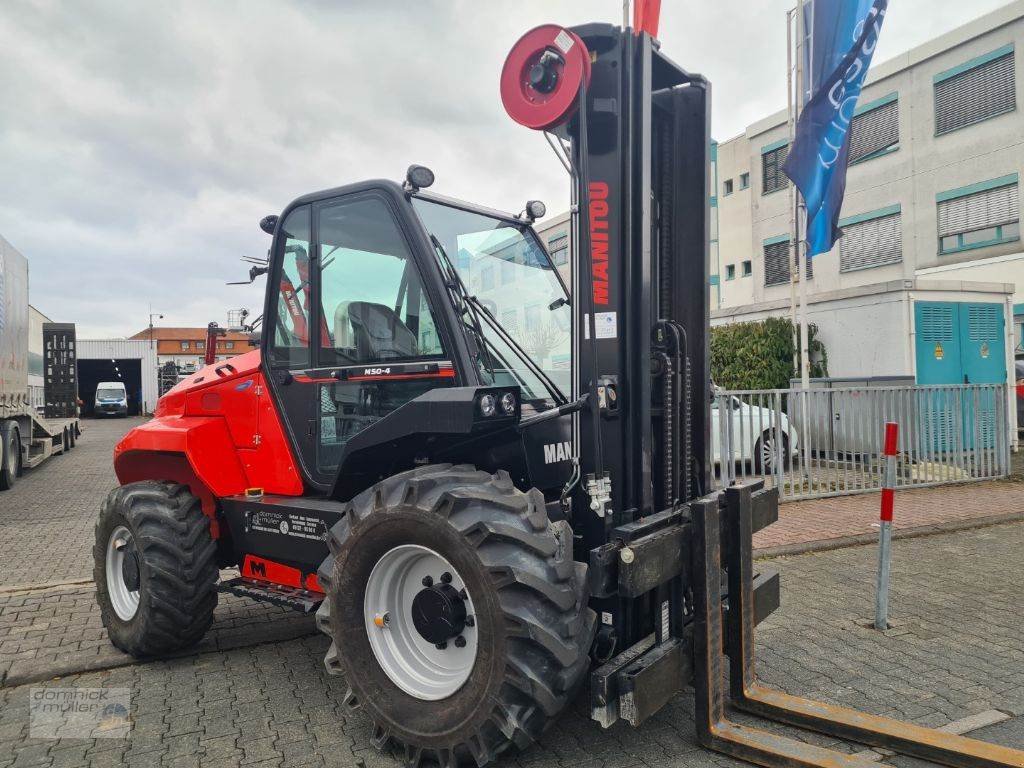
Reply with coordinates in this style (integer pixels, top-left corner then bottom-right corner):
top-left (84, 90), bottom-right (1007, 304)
top-left (594, 311), bottom-right (617, 339)
top-left (248, 510), bottom-right (327, 541)
top-left (583, 312), bottom-right (618, 340)
top-left (554, 29), bottom-right (574, 54)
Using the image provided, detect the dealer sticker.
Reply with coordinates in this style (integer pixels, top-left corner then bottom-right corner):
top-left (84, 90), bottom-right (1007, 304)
top-left (248, 510), bottom-right (326, 541)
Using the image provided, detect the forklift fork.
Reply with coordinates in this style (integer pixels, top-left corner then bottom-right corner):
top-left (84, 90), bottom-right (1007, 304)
top-left (692, 483), bottom-right (1024, 768)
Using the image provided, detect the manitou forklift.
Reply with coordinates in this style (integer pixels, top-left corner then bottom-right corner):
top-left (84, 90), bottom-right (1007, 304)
top-left (94, 6), bottom-right (1024, 768)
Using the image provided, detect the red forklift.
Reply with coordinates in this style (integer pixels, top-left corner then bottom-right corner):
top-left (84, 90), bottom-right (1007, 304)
top-left (94, 5), bottom-right (1024, 768)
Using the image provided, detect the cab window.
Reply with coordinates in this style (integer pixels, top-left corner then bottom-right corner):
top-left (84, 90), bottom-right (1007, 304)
top-left (314, 194), bottom-right (449, 473)
top-left (269, 206), bottom-right (312, 367)
top-left (317, 195), bottom-right (444, 366)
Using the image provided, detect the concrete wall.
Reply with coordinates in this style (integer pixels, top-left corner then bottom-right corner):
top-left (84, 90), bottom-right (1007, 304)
top-left (713, 287), bottom-right (910, 379)
top-left (715, 137), bottom-right (757, 307)
top-left (711, 280), bottom-right (1014, 382)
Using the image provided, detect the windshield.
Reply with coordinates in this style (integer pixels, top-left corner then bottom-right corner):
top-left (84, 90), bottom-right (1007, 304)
top-left (413, 198), bottom-right (571, 402)
top-left (96, 388), bottom-right (124, 400)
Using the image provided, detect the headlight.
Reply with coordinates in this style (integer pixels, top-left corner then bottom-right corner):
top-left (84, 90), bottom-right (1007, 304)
top-left (500, 392), bottom-right (516, 415)
top-left (479, 394), bottom-right (497, 417)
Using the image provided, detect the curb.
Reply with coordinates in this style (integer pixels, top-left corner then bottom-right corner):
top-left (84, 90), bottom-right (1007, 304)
top-left (754, 512), bottom-right (1024, 560)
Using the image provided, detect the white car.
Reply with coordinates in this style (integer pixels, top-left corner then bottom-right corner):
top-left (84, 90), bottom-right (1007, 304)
top-left (711, 393), bottom-right (798, 472)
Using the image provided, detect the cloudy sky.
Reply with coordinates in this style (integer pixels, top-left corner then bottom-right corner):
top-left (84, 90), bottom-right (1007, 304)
top-left (0, 0), bottom-right (1011, 337)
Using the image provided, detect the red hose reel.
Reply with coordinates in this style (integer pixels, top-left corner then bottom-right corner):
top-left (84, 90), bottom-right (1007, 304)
top-left (500, 24), bottom-right (591, 131)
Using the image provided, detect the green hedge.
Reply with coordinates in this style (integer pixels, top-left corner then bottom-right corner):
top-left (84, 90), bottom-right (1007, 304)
top-left (710, 317), bottom-right (828, 391)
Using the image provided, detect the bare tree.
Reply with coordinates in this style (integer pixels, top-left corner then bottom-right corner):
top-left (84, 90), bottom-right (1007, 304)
top-left (522, 321), bottom-right (569, 367)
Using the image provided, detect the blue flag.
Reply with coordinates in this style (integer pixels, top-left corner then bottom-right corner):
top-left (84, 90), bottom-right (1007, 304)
top-left (784, 0), bottom-right (888, 257)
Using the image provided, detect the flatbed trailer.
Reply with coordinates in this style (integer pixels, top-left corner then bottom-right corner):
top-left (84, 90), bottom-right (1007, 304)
top-left (0, 236), bottom-right (80, 490)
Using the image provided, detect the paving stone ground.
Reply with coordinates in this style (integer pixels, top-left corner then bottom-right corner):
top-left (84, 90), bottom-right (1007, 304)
top-left (0, 417), bottom-right (137, 589)
top-left (0, 522), bottom-right (1021, 768)
top-left (1, 413), bottom-right (1022, 766)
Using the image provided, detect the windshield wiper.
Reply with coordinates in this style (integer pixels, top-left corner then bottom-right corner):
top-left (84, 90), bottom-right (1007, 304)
top-left (429, 235), bottom-right (498, 381)
top-left (430, 235), bottom-right (566, 406)
top-left (465, 294), bottom-right (567, 406)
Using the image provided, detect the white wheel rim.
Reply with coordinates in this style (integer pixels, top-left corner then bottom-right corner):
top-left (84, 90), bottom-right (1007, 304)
top-left (363, 545), bottom-right (478, 700)
top-left (106, 525), bottom-right (140, 621)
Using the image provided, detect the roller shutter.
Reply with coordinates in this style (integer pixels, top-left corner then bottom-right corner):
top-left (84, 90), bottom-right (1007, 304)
top-left (840, 212), bottom-right (902, 272)
top-left (935, 52), bottom-right (1016, 135)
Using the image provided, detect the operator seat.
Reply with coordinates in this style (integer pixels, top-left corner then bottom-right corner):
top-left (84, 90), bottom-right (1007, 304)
top-left (346, 301), bottom-right (418, 361)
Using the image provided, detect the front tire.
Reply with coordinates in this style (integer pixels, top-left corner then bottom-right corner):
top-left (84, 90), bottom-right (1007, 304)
top-left (316, 464), bottom-right (596, 768)
top-left (93, 481), bottom-right (219, 656)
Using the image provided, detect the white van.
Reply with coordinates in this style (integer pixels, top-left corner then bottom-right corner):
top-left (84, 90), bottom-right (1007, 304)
top-left (94, 381), bottom-right (128, 417)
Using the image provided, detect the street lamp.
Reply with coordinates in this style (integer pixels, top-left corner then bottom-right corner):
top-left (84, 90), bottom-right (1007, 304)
top-left (148, 312), bottom-right (164, 353)
top-left (147, 310), bottom-right (163, 415)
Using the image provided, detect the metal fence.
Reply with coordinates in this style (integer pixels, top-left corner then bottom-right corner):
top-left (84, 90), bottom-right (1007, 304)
top-left (711, 383), bottom-right (1010, 501)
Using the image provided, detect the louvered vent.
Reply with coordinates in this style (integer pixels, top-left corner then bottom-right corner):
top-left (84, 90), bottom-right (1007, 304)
top-left (918, 305), bottom-right (954, 342)
top-left (968, 304), bottom-right (1001, 341)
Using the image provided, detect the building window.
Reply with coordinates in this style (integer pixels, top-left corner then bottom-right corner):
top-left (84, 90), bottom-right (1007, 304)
top-left (761, 143), bottom-right (790, 194)
top-left (501, 259), bottom-right (516, 285)
top-left (725, 264), bottom-right (736, 280)
top-left (480, 266), bottom-right (494, 290)
top-left (180, 341), bottom-right (189, 350)
top-left (849, 95), bottom-right (899, 163)
top-left (524, 304), bottom-right (541, 332)
top-left (937, 176), bottom-right (1019, 255)
top-left (739, 173), bottom-right (750, 190)
top-left (763, 238), bottom-right (811, 286)
top-left (197, 341), bottom-right (205, 350)
top-left (934, 45), bottom-right (1016, 135)
top-left (225, 341), bottom-right (234, 350)
top-left (547, 233), bottom-right (568, 266)
top-left (502, 310), bottom-right (519, 335)
top-left (741, 260), bottom-right (752, 277)
top-left (723, 179), bottom-right (734, 196)
top-left (840, 207), bottom-right (903, 272)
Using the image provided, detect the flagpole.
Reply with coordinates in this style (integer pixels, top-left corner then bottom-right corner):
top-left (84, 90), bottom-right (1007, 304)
top-left (787, 9), bottom-right (799, 374)
top-left (795, 0), bottom-right (812, 488)
top-left (797, 0), bottom-right (811, 393)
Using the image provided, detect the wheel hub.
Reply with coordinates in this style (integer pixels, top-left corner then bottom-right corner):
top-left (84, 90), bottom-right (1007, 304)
top-left (105, 525), bottom-right (141, 621)
top-left (411, 583), bottom-right (467, 644)
top-left (363, 545), bottom-right (478, 700)
top-left (121, 548), bottom-right (141, 592)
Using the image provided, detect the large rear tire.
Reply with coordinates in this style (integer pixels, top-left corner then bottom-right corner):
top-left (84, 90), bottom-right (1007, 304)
top-left (93, 481), bottom-right (219, 656)
top-left (316, 464), bottom-right (596, 768)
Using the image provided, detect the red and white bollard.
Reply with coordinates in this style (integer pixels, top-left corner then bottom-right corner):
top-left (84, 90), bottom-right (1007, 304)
top-left (875, 422), bottom-right (898, 630)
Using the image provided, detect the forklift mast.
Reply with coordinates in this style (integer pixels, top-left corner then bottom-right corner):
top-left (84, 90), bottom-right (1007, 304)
top-left (565, 23), bottom-right (712, 542)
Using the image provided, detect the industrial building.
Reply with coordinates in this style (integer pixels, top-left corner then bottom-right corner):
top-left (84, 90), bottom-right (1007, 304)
top-left (538, 1), bottom-right (1022, 395)
top-left (75, 339), bottom-right (159, 417)
top-left (710, 1), bottom-right (1022, 388)
top-left (128, 326), bottom-right (252, 374)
